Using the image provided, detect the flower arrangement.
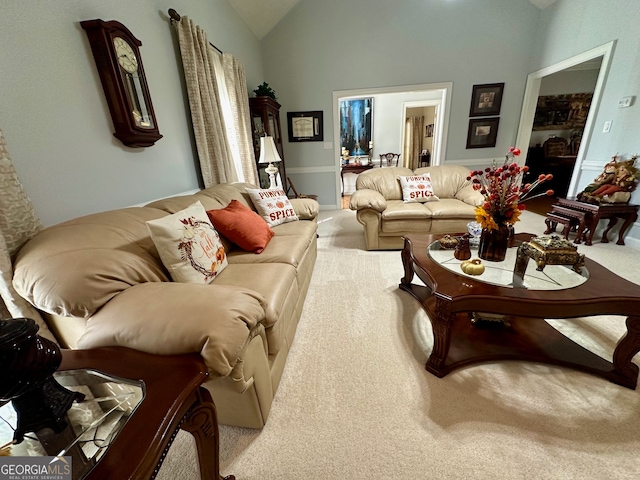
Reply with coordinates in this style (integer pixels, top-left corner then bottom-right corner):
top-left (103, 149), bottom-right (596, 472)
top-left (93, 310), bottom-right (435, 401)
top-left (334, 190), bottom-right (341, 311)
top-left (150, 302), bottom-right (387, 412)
top-left (468, 147), bottom-right (554, 231)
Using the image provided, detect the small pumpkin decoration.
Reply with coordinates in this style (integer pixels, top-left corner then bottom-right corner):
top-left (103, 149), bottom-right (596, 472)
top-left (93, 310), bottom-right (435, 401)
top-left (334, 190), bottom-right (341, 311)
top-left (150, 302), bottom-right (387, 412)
top-left (460, 258), bottom-right (485, 276)
top-left (440, 235), bottom-right (458, 249)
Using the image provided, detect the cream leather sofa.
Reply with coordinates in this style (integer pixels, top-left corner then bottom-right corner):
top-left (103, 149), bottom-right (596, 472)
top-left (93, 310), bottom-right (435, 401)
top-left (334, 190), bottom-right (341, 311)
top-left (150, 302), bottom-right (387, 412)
top-left (349, 165), bottom-right (484, 250)
top-left (13, 183), bottom-right (319, 429)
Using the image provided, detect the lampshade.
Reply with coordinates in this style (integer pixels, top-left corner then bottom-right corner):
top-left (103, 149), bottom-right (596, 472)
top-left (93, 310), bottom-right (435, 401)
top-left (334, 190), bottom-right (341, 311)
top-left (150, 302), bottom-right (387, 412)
top-left (258, 136), bottom-right (282, 164)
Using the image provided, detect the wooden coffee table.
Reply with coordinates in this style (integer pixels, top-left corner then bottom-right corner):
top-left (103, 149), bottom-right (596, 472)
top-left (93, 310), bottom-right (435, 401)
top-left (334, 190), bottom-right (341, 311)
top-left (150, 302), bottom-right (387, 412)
top-left (399, 233), bottom-right (640, 389)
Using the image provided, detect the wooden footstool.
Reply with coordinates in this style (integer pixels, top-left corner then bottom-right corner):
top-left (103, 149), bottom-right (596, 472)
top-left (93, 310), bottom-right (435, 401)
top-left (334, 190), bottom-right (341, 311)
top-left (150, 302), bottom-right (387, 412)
top-left (544, 212), bottom-right (578, 241)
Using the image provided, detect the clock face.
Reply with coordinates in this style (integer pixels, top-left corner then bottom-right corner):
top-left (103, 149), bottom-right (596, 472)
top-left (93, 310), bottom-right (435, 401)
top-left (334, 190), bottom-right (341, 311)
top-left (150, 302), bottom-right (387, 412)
top-left (113, 37), bottom-right (138, 73)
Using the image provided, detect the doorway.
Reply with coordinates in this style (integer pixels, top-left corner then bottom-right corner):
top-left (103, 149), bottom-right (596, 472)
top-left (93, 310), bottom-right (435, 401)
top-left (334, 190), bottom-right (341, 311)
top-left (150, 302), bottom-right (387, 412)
top-left (515, 41), bottom-right (615, 206)
top-left (404, 103), bottom-right (438, 169)
top-left (333, 83), bottom-right (452, 208)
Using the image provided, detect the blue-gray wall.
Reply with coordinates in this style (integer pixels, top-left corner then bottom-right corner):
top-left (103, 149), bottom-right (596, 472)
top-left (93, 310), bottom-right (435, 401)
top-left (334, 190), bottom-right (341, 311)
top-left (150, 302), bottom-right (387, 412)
top-left (261, 0), bottom-right (541, 205)
top-left (2, 0), bottom-right (639, 245)
top-left (1, 0), bottom-right (262, 226)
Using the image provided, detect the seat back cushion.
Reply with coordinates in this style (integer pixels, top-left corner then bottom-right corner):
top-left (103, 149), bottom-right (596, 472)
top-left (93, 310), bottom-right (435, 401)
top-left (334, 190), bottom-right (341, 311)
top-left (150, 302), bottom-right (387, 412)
top-left (13, 208), bottom-right (170, 318)
top-left (355, 167), bottom-right (413, 200)
top-left (414, 165), bottom-right (474, 198)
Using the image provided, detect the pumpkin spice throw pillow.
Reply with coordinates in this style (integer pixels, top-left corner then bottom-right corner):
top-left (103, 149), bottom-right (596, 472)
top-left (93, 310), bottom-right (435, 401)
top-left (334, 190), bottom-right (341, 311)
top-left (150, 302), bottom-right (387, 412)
top-left (246, 188), bottom-right (299, 227)
top-left (398, 173), bottom-right (440, 203)
top-left (146, 201), bottom-right (228, 283)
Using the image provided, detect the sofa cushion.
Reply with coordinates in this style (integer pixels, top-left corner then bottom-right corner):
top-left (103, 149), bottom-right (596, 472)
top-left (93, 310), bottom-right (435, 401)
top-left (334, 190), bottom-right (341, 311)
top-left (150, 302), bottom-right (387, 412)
top-left (271, 218), bottom-right (318, 240)
top-left (247, 188), bottom-right (299, 227)
top-left (414, 165), bottom-right (477, 199)
top-left (13, 208), bottom-right (169, 318)
top-left (381, 200), bottom-right (433, 220)
top-left (146, 202), bottom-right (228, 284)
top-left (207, 200), bottom-right (274, 254)
top-left (227, 233), bottom-right (310, 268)
top-left (288, 198), bottom-right (320, 220)
top-left (398, 173), bottom-right (440, 203)
top-left (355, 167), bottom-right (413, 200)
top-left (423, 198), bottom-right (479, 218)
top-left (214, 263), bottom-right (297, 331)
top-left (76, 282), bottom-right (267, 379)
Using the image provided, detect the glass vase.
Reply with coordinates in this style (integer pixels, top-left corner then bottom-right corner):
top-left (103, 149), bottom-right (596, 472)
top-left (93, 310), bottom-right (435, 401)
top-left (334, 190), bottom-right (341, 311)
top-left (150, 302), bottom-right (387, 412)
top-left (478, 224), bottom-right (510, 262)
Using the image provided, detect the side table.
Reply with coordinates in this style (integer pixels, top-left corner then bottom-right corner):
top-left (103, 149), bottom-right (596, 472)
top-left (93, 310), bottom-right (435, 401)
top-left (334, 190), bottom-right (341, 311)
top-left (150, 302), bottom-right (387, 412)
top-left (341, 163), bottom-right (373, 196)
top-left (1, 347), bottom-right (234, 480)
top-left (556, 198), bottom-right (638, 246)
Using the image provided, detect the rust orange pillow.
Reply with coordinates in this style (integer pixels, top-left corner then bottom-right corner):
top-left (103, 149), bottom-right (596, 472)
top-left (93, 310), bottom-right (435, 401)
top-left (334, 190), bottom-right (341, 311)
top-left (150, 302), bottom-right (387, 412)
top-left (207, 200), bottom-right (274, 253)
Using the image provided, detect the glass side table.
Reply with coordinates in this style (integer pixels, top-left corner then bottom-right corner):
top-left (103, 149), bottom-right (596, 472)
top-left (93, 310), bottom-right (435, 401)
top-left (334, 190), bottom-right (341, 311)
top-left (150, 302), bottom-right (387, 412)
top-left (1, 369), bottom-right (143, 479)
top-left (1, 347), bottom-right (234, 480)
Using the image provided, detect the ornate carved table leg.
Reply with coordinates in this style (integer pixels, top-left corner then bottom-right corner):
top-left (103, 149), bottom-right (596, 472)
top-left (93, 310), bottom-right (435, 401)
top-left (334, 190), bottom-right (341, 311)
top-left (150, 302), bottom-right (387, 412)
top-left (611, 316), bottom-right (640, 389)
top-left (182, 388), bottom-right (235, 480)
top-left (601, 216), bottom-right (618, 243)
top-left (574, 218), bottom-right (586, 244)
top-left (425, 297), bottom-right (454, 376)
top-left (544, 216), bottom-right (557, 234)
top-left (400, 240), bottom-right (415, 286)
top-left (616, 211), bottom-right (638, 245)
top-left (584, 213), bottom-right (601, 246)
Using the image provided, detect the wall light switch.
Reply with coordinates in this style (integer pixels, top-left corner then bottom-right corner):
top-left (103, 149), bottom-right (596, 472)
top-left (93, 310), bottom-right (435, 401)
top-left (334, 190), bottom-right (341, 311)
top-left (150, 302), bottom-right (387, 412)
top-left (603, 120), bottom-right (612, 133)
top-left (323, 142), bottom-right (333, 149)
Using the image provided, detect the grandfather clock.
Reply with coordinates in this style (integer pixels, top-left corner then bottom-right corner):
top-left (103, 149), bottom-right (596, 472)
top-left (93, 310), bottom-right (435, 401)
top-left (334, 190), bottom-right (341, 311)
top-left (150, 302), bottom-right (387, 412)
top-left (249, 97), bottom-right (288, 192)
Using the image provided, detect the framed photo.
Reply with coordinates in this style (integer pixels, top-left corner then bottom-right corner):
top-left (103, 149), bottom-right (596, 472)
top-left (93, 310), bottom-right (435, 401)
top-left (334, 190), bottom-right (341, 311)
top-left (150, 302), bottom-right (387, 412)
top-left (339, 98), bottom-right (373, 156)
top-left (469, 83), bottom-right (504, 117)
top-left (287, 111), bottom-right (323, 142)
top-left (466, 117), bottom-right (500, 149)
top-left (425, 124), bottom-right (434, 137)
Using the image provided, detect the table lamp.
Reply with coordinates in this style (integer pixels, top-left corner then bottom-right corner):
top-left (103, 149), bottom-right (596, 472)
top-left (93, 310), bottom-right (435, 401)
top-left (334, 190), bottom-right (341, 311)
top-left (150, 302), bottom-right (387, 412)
top-left (258, 136), bottom-right (283, 190)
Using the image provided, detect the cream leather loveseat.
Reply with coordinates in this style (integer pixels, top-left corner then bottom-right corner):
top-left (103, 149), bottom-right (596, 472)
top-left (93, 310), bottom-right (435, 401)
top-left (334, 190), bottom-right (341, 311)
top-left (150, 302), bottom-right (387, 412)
top-left (349, 165), bottom-right (484, 250)
top-left (12, 183), bottom-right (319, 429)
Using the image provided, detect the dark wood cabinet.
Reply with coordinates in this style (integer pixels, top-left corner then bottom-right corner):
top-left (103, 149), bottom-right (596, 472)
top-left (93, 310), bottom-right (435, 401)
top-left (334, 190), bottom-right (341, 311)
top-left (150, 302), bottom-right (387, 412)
top-left (249, 96), bottom-right (288, 192)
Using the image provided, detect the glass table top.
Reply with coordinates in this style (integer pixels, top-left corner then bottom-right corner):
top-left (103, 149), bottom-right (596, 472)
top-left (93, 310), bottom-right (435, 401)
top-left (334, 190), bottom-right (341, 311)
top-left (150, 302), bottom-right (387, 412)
top-left (0, 369), bottom-right (144, 479)
top-left (427, 239), bottom-right (589, 291)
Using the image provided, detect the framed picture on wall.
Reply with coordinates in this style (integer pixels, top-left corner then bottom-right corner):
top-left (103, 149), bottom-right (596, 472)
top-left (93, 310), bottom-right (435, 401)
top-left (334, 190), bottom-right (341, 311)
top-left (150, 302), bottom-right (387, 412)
top-left (425, 124), bottom-right (434, 137)
top-left (466, 117), bottom-right (500, 149)
top-left (469, 83), bottom-right (504, 117)
top-left (339, 98), bottom-right (373, 156)
top-left (287, 111), bottom-right (324, 142)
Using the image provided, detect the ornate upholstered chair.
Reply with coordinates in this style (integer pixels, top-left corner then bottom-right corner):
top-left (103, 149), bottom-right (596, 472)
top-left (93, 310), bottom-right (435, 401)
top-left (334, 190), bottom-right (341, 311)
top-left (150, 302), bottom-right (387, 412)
top-left (379, 153), bottom-right (400, 167)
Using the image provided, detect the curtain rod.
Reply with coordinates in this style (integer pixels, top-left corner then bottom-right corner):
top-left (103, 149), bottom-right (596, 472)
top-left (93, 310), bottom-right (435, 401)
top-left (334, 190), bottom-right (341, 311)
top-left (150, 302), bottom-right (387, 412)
top-left (168, 8), bottom-right (223, 54)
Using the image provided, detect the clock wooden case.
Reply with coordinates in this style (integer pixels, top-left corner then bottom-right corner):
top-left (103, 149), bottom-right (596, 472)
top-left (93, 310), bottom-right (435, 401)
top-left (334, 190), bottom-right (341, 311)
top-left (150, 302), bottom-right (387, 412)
top-left (81, 19), bottom-right (162, 148)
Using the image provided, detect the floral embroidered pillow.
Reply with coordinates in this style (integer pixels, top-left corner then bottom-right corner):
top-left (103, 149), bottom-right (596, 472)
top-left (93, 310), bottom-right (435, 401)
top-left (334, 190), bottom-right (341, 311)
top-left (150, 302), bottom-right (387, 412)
top-left (246, 188), bottom-right (299, 227)
top-left (398, 174), bottom-right (440, 203)
top-left (146, 201), bottom-right (227, 283)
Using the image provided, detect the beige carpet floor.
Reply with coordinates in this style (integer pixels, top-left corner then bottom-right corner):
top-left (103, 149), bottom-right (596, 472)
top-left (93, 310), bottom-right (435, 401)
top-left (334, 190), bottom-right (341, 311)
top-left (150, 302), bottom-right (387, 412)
top-left (158, 210), bottom-right (640, 480)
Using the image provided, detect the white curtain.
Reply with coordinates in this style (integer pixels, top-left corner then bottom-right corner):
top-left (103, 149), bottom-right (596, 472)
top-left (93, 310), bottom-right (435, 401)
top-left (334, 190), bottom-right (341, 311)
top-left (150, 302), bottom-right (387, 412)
top-left (222, 54), bottom-right (258, 185)
top-left (0, 128), bottom-right (56, 341)
top-left (173, 16), bottom-right (257, 187)
top-left (403, 116), bottom-right (424, 170)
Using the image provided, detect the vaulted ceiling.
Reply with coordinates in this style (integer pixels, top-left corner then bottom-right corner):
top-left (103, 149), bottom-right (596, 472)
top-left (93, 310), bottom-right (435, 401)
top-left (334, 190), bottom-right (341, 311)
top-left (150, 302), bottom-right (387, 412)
top-left (227, 0), bottom-right (558, 39)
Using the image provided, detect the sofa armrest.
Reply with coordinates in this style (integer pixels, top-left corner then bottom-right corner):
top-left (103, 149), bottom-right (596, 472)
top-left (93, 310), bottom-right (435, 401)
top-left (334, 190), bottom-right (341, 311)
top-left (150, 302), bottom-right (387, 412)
top-left (289, 198), bottom-right (319, 220)
top-left (77, 282), bottom-right (267, 379)
top-left (455, 184), bottom-right (485, 206)
top-left (349, 189), bottom-right (387, 212)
